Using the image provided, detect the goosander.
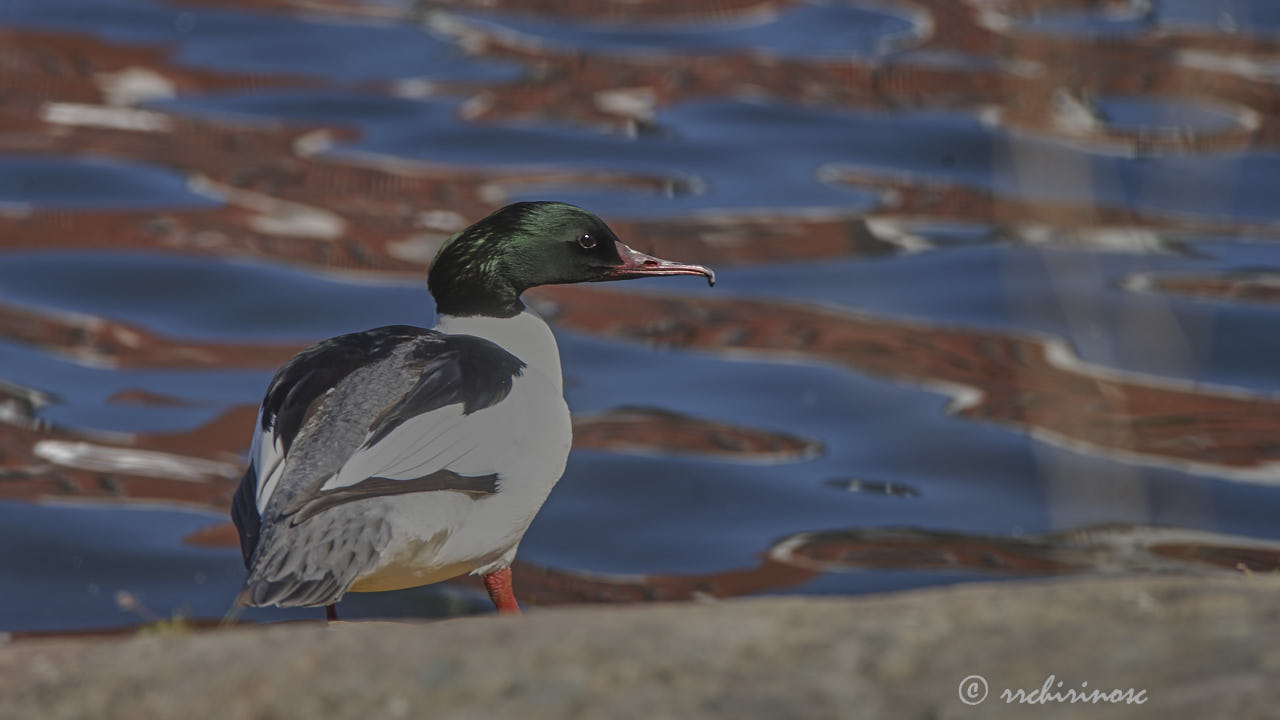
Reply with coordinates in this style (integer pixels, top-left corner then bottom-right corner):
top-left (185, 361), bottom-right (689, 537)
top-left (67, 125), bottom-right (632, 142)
top-left (231, 201), bottom-right (714, 618)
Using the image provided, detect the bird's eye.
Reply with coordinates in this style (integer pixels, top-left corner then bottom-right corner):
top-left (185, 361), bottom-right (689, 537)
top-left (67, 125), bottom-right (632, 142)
top-left (577, 232), bottom-right (596, 249)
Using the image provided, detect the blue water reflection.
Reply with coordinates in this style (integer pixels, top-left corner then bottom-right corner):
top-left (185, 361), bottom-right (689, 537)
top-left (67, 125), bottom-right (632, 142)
top-left (0, 251), bottom-right (428, 342)
top-left (0, 156), bottom-right (217, 210)
top-left (0, 0), bottom-right (518, 81)
top-left (0, 501), bottom-right (316, 631)
top-left (1024, 0), bottom-right (1280, 35)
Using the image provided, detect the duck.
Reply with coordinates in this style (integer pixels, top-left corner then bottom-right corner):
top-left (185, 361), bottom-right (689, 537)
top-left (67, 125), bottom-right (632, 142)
top-left (230, 201), bottom-right (714, 618)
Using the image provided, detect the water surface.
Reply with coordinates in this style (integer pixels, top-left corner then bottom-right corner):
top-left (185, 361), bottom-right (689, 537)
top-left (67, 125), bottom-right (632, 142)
top-left (3, 0), bottom-right (1280, 632)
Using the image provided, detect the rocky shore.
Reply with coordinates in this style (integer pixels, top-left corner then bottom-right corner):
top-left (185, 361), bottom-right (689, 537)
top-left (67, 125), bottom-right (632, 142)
top-left (3, 574), bottom-right (1276, 719)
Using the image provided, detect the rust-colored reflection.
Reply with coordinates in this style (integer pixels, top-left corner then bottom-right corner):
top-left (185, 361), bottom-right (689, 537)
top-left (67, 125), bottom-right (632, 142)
top-left (572, 406), bottom-right (822, 463)
top-left (502, 556), bottom-right (819, 606)
top-left (139, 518), bottom-right (1280, 606)
top-left (0, 302), bottom-right (301, 370)
top-left (450, 523), bottom-right (1277, 607)
top-left (1127, 272), bottom-right (1280, 305)
top-left (0, 381), bottom-right (243, 510)
top-left (770, 524), bottom-right (1280, 577)
top-left (540, 285), bottom-right (1280, 481)
top-left (772, 528), bottom-right (1085, 574)
top-left (15, 521), bottom-right (1277, 636)
top-left (1146, 543), bottom-right (1280, 572)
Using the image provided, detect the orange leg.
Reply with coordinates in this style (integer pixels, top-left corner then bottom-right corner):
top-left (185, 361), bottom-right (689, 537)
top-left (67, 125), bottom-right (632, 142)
top-left (483, 567), bottom-right (522, 614)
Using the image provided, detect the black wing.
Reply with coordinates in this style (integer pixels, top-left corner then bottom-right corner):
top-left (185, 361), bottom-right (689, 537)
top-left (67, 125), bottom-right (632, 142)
top-left (280, 333), bottom-right (526, 522)
top-left (231, 325), bottom-right (437, 568)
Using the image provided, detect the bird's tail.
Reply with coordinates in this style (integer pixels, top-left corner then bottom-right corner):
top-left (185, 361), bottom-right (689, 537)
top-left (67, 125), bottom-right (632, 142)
top-left (240, 573), bottom-right (348, 609)
top-left (219, 588), bottom-right (250, 627)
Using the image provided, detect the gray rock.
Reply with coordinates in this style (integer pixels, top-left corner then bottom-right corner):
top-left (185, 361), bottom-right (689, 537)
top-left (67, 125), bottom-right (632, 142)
top-left (2, 575), bottom-right (1277, 719)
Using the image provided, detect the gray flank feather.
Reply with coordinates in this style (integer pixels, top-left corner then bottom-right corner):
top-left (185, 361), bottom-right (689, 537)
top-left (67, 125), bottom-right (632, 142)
top-left (242, 343), bottom-right (425, 607)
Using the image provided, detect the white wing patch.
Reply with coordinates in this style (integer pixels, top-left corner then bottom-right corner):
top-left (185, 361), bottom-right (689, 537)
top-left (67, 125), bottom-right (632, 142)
top-left (319, 377), bottom-right (530, 494)
top-left (252, 408), bottom-right (288, 514)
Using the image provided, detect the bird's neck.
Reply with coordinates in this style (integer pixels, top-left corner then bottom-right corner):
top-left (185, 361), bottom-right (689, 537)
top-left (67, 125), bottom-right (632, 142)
top-left (427, 236), bottom-right (523, 318)
top-left (434, 309), bottom-right (564, 393)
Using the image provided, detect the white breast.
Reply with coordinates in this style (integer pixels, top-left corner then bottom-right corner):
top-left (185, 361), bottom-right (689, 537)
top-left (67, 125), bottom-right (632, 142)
top-left (434, 309), bottom-right (564, 393)
top-left (352, 367), bottom-right (572, 590)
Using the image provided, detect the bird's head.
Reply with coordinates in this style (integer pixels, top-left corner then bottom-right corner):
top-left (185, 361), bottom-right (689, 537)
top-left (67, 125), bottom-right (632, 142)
top-left (428, 201), bottom-right (714, 318)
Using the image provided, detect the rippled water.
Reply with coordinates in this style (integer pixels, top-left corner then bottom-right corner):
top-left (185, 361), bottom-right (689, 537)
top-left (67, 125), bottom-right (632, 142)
top-left (4, 0), bottom-right (1280, 633)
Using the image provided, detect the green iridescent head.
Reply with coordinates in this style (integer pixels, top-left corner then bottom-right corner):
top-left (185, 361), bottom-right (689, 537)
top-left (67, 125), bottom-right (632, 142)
top-left (428, 201), bottom-right (714, 318)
